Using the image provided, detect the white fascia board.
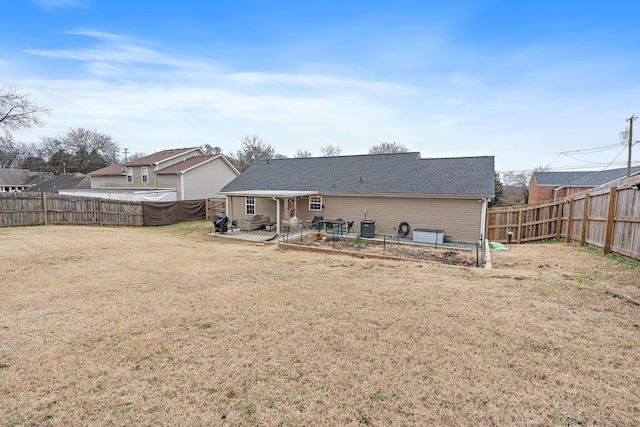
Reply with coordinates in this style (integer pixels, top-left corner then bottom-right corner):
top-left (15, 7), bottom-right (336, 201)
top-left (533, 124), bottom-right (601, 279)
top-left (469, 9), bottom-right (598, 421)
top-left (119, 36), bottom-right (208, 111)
top-left (221, 190), bottom-right (318, 198)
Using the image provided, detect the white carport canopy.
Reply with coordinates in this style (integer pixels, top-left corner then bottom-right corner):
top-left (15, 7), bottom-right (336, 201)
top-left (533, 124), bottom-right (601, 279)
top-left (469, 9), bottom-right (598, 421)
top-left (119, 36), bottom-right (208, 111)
top-left (221, 190), bottom-right (318, 234)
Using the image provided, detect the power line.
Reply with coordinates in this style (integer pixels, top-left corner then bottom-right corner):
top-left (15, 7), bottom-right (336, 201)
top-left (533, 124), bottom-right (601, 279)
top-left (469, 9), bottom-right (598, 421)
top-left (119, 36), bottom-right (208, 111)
top-left (545, 142), bottom-right (623, 170)
top-left (560, 143), bottom-right (621, 155)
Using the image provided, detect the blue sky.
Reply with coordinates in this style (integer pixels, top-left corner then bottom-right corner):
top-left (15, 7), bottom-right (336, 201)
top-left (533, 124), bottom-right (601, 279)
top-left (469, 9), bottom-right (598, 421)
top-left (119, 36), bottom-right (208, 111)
top-left (2, 0), bottom-right (640, 174)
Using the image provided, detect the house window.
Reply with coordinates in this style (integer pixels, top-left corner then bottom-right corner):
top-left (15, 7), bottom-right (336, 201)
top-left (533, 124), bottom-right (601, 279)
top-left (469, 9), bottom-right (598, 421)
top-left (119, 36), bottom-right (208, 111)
top-left (309, 195), bottom-right (322, 211)
top-left (141, 166), bottom-right (148, 183)
top-left (126, 167), bottom-right (133, 183)
top-left (245, 197), bottom-right (255, 215)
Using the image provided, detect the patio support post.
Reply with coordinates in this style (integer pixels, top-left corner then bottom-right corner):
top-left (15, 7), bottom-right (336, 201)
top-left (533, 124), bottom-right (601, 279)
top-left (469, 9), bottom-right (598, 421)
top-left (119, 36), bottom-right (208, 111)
top-left (272, 197), bottom-right (281, 234)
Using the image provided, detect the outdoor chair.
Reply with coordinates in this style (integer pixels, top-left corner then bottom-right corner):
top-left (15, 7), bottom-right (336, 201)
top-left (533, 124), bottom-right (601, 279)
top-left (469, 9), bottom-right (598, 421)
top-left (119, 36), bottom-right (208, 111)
top-left (310, 215), bottom-right (324, 230)
top-left (238, 214), bottom-right (271, 231)
top-left (346, 221), bottom-right (354, 234)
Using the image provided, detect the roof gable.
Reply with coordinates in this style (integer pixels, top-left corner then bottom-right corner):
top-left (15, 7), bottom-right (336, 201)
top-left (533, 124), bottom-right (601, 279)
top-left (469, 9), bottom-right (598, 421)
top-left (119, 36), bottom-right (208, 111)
top-left (125, 147), bottom-right (203, 166)
top-left (155, 154), bottom-right (240, 175)
top-left (222, 153), bottom-right (495, 197)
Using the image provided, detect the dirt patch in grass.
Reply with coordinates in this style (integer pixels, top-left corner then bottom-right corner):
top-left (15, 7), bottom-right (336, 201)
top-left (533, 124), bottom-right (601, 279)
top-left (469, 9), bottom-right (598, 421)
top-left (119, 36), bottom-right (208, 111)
top-left (288, 233), bottom-right (479, 266)
top-left (0, 222), bottom-right (639, 426)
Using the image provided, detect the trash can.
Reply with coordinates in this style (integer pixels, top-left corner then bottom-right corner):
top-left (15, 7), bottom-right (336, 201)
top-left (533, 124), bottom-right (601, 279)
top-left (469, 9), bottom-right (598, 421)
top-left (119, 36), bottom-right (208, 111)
top-left (360, 220), bottom-right (375, 238)
top-left (213, 214), bottom-right (228, 233)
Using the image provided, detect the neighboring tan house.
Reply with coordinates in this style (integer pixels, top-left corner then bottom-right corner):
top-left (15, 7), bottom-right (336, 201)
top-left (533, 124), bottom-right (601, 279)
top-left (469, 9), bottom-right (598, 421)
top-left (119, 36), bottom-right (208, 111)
top-left (0, 169), bottom-right (52, 193)
top-left (220, 152), bottom-right (495, 244)
top-left (529, 166), bottom-right (640, 204)
top-left (87, 147), bottom-right (240, 201)
top-left (25, 173), bottom-right (90, 194)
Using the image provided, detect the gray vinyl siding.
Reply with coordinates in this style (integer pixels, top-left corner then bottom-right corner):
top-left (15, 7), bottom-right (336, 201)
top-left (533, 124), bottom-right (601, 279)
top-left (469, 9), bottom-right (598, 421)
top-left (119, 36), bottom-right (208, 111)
top-left (182, 159), bottom-right (239, 200)
top-left (156, 175), bottom-right (179, 193)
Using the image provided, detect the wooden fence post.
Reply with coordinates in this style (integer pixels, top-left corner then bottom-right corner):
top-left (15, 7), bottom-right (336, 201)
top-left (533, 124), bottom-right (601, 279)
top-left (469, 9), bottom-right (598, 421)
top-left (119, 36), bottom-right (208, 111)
top-left (205, 198), bottom-right (210, 220)
top-left (580, 194), bottom-right (590, 246)
top-left (42, 192), bottom-right (48, 225)
top-left (555, 201), bottom-right (563, 239)
top-left (603, 187), bottom-right (618, 254)
top-left (566, 199), bottom-right (574, 243)
top-left (516, 209), bottom-right (523, 243)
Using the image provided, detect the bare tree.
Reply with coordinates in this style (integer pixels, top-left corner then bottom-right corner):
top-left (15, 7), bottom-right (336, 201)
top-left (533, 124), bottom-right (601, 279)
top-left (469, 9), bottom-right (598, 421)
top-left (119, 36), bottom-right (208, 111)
top-left (502, 166), bottom-right (549, 204)
top-left (0, 85), bottom-right (50, 139)
top-left (201, 144), bottom-right (222, 155)
top-left (0, 137), bottom-right (20, 168)
top-left (229, 134), bottom-right (276, 172)
top-left (368, 141), bottom-right (409, 154)
top-left (295, 149), bottom-right (313, 158)
top-left (321, 145), bottom-right (342, 157)
top-left (41, 128), bottom-right (119, 174)
top-left (502, 170), bottom-right (531, 204)
top-left (126, 152), bottom-right (147, 162)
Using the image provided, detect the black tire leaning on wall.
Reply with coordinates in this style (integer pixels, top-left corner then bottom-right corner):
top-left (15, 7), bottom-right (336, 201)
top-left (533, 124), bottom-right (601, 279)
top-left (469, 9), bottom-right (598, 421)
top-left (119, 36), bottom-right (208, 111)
top-left (398, 221), bottom-right (410, 237)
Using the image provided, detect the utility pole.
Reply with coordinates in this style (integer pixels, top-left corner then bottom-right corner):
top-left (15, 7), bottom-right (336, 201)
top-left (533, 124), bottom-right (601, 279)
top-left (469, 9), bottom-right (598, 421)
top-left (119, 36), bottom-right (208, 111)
top-left (626, 115), bottom-right (637, 177)
top-left (123, 148), bottom-right (129, 163)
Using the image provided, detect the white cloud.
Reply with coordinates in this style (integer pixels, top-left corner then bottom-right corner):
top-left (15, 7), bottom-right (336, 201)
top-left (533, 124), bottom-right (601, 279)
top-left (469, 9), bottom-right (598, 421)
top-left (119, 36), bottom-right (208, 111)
top-left (11, 30), bottom-right (640, 172)
top-left (31, 0), bottom-right (89, 10)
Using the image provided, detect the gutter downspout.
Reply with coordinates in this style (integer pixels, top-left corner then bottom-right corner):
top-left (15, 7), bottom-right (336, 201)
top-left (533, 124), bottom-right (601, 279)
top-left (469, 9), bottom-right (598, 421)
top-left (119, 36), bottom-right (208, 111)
top-left (480, 197), bottom-right (489, 266)
top-left (272, 197), bottom-right (281, 234)
top-left (153, 163), bottom-right (158, 189)
top-left (480, 197), bottom-right (488, 245)
top-left (179, 172), bottom-right (185, 201)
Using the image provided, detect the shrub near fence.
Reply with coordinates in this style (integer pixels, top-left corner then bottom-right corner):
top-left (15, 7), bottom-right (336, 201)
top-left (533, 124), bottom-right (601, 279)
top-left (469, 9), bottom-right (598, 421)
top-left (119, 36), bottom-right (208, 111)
top-left (487, 176), bottom-right (640, 261)
top-left (0, 193), bottom-right (143, 227)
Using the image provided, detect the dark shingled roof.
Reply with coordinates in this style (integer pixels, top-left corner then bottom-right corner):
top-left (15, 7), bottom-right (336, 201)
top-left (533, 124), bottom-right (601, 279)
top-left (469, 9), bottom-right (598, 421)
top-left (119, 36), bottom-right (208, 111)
top-left (533, 166), bottom-right (640, 187)
top-left (25, 173), bottom-right (90, 193)
top-left (222, 152), bottom-right (495, 197)
top-left (0, 169), bottom-right (52, 186)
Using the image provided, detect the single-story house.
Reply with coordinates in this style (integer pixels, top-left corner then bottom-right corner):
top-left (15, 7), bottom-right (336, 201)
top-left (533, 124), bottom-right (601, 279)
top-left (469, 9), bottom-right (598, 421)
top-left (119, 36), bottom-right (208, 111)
top-left (528, 166), bottom-right (640, 204)
top-left (0, 169), bottom-right (53, 193)
top-left (87, 147), bottom-right (240, 201)
top-left (220, 152), bottom-right (495, 244)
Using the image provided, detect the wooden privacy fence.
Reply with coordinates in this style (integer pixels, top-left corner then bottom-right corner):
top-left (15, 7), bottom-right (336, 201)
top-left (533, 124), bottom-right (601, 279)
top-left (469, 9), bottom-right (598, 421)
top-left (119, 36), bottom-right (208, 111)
top-left (0, 193), bottom-right (143, 226)
top-left (206, 198), bottom-right (226, 220)
top-left (487, 176), bottom-right (640, 260)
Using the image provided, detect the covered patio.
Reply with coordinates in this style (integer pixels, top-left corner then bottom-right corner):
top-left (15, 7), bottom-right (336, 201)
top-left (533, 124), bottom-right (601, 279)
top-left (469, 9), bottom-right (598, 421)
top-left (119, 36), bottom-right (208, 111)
top-left (221, 190), bottom-right (319, 235)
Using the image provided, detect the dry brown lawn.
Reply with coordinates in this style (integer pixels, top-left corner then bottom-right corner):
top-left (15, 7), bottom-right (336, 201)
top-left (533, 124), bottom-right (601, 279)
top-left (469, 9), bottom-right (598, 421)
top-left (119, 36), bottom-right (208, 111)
top-left (0, 221), bottom-right (639, 426)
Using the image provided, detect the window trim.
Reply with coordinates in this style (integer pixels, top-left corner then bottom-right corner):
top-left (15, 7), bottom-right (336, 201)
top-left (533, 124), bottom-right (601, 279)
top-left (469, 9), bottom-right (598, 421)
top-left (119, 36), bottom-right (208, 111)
top-left (126, 167), bottom-right (133, 183)
top-left (245, 197), bottom-right (256, 215)
top-left (309, 195), bottom-right (322, 211)
top-left (141, 166), bottom-right (148, 184)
